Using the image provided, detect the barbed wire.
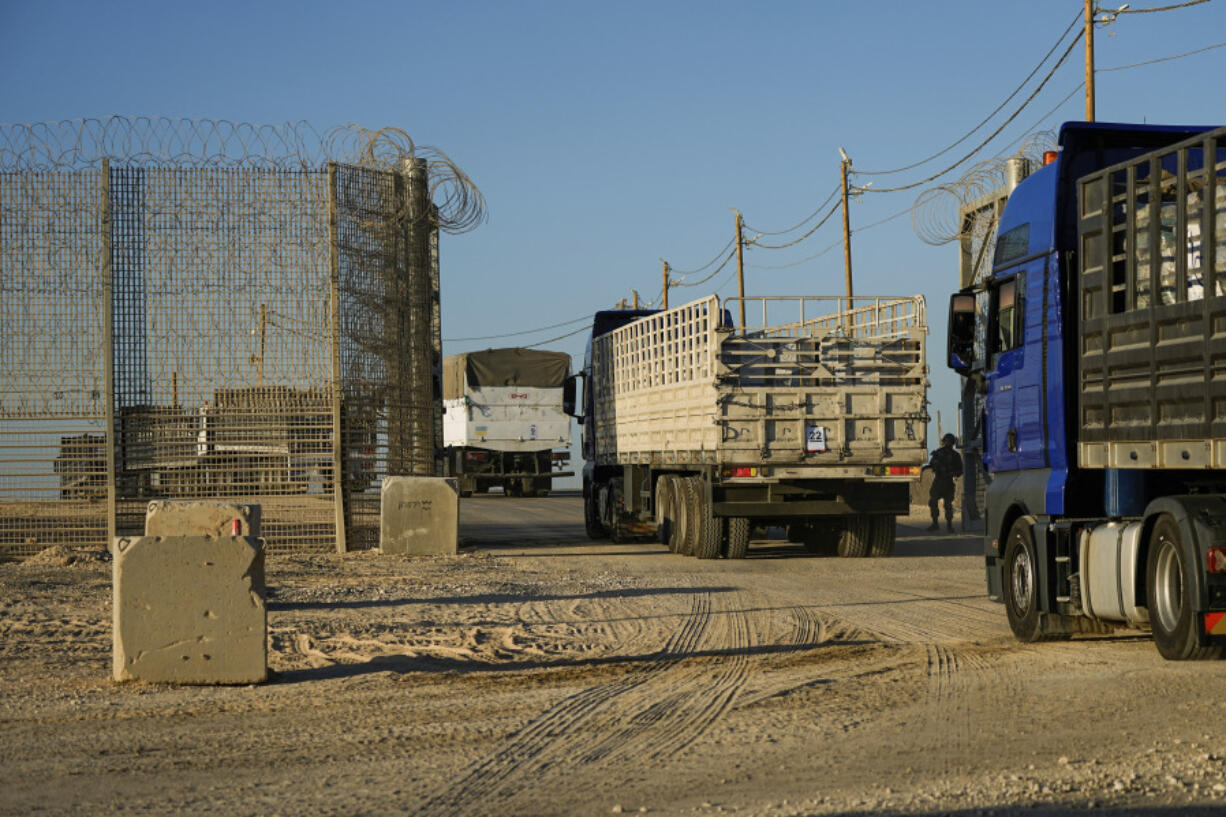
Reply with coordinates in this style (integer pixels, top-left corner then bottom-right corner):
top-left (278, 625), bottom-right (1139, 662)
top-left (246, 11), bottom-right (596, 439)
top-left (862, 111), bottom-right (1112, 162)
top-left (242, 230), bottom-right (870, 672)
top-left (0, 116), bottom-right (486, 233)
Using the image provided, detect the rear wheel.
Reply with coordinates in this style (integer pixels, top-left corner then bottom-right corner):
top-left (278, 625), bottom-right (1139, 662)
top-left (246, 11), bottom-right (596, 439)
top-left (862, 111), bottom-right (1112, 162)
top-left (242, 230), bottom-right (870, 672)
top-left (655, 477), bottom-right (674, 549)
top-left (837, 515), bottom-right (871, 558)
top-left (693, 480), bottom-right (721, 560)
top-left (583, 481), bottom-right (608, 540)
top-left (724, 517), bottom-right (750, 559)
top-left (1147, 515), bottom-right (1222, 660)
top-left (676, 476), bottom-right (700, 556)
top-left (868, 515), bottom-right (895, 557)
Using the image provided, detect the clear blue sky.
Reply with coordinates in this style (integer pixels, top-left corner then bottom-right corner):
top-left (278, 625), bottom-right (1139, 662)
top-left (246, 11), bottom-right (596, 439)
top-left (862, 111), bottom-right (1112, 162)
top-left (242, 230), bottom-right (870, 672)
top-left (3, 0), bottom-right (1224, 455)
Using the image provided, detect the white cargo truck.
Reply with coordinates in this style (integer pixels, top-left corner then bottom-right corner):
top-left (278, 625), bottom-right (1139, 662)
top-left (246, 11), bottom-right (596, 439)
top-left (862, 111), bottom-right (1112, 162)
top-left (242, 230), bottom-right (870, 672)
top-left (567, 295), bottom-right (928, 557)
top-left (442, 348), bottom-right (574, 497)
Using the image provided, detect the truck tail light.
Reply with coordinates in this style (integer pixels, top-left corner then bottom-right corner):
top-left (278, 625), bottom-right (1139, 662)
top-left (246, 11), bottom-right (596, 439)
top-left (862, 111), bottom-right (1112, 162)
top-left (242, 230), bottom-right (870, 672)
top-left (1208, 546), bottom-right (1226, 574)
top-left (889, 466), bottom-right (921, 476)
top-left (722, 467), bottom-right (757, 478)
top-left (465, 451), bottom-right (488, 462)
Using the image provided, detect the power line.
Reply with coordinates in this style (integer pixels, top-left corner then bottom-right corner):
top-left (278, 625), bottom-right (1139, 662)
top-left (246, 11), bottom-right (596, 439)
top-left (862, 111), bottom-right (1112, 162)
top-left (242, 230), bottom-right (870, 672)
top-left (855, 11), bottom-right (1082, 177)
top-left (858, 30), bottom-right (1083, 195)
top-left (521, 323), bottom-right (592, 349)
top-left (443, 313), bottom-right (591, 342)
top-left (1116, 0), bottom-right (1211, 13)
top-left (742, 184), bottom-right (841, 236)
top-left (1100, 39), bottom-right (1226, 71)
top-left (666, 236), bottom-right (736, 275)
top-left (672, 246), bottom-right (738, 287)
top-left (748, 199), bottom-right (842, 250)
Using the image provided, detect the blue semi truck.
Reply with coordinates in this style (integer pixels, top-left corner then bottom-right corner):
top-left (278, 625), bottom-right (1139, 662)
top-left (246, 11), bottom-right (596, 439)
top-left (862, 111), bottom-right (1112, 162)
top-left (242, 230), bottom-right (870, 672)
top-left (948, 122), bottom-right (1226, 659)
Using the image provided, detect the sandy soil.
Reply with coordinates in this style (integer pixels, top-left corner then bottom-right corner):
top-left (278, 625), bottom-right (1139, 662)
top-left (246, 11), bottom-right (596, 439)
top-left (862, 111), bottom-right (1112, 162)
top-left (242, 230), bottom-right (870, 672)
top-left (1, 494), bottom-right (1223, 817)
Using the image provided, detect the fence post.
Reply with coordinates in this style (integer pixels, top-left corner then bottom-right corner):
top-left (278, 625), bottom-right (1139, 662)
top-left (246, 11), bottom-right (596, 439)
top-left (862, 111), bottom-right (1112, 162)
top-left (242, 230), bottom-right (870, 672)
top-left (100, 158), bottom-right (118, 546)
top-left (326, 163), bottom-right (347, 554)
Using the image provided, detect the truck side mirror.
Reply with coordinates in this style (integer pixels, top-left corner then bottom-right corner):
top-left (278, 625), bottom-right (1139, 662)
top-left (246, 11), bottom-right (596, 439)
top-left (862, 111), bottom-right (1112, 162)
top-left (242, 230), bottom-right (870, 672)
top-left (562, 374), bottom-right (581, 422)
top-left (947, 292), bottom-right (976, 376)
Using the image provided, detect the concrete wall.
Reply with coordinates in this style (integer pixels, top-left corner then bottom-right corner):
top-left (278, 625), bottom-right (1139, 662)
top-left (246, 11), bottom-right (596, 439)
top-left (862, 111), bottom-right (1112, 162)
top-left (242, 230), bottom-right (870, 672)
top-left (112, 535), bottom-right (266, 684)
top-left (380, 477), bottom-right (458, 555)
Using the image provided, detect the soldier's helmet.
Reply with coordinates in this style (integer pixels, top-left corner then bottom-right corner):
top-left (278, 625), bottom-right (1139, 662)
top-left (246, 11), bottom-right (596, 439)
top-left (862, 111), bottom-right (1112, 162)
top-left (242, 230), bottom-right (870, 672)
top-left (941, 433), bottom-right (958, 446)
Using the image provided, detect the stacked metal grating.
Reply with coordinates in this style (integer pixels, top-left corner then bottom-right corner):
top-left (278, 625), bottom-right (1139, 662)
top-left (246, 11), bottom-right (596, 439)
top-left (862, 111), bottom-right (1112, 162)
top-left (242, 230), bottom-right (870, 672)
top-left (0, 117), bottom-right (483, 559)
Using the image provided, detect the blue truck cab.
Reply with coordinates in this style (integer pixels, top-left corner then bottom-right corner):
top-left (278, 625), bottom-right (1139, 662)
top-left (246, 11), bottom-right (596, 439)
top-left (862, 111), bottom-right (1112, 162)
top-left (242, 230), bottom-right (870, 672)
top-left (948, 122), bottom-right (1226, 659)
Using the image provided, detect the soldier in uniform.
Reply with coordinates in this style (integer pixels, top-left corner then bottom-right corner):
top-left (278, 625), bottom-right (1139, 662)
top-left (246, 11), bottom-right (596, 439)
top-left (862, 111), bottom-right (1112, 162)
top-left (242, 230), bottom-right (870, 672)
top-left (926, 433), bottom-right (963, 533)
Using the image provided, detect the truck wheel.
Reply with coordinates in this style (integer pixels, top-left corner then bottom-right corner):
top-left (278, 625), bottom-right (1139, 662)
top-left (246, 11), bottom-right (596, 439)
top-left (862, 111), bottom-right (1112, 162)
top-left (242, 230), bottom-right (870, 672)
top-left (693, 484), bottom-right (721, 560)
top-left (1002, 516), bottom-right (1046, 641)
top-left (677, 477), bottom-right (701, 556)
top-left (584, 484), bottom-right (608, 540)
top-left (802, 521), bottom-right (840, 556)
top-left (837, 515), bottom-right (871, 557)
top-left (655, 477), bottom-right (674, 548)
top-left (868, 515), bottom-right (895, 557)
top-left (724, 517), bottom-right (750, 559)
top-left (1147, 515), bottom-right (1222, 660)
top-left (664, 476), bottom-right (686, 553)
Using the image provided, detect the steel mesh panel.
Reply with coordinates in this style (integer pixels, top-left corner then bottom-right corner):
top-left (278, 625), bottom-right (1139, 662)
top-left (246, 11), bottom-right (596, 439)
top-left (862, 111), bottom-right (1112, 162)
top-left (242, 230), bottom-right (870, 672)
top-left (332, 163), bottom-right (437, 551)
top-left (0, 118), bottom-right (464, 560)
top-left (0, 170), bottom-right (109, 558)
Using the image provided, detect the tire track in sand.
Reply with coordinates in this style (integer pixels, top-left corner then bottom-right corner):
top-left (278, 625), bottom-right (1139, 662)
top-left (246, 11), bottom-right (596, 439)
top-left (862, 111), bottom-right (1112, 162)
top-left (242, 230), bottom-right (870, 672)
top-left (409, 584), bottom-right (760, 817)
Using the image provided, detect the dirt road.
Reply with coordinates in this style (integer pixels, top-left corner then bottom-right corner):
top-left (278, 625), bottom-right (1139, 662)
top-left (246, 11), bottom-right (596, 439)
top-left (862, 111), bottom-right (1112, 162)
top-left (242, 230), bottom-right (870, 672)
top-left (1, 493), bottom-right (1223, 816)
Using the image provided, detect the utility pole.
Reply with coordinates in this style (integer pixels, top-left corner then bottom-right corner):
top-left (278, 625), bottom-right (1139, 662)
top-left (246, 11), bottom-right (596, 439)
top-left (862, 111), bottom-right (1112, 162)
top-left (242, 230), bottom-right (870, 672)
top-left (839, 147), bottom-right (854, 304)
top-left (662, 260), bottom-right (670, 310)
top-left (733, 209), bottom-right (746, 328)
top-left (632, 289), bottom-right (639, 309)
top-left (1084, 0), bottom-right (1095, 122)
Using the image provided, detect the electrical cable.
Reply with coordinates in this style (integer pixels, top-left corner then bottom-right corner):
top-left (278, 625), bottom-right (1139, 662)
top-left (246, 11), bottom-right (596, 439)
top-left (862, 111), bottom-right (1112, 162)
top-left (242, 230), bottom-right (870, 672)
top-left (1115, 0), bottom-right (1211, 13)
top-left (520, 324), bottom-right (593, 349)
top-left (672, 246), bottom-right (738, 287)
top-left (742, 184), bottom-right (841, 236)
top-left (666, 236), bottom-right (736, 275)
top-left (748, 199), bottom-right (842, 250)
top-left (1100, 39), bottom-right (1226, 71)
top-left (855, 11), bottom-right (1082, 177)
top-left (858, 30), bottom-right (1082, 195)
top-left (443, 313), bottom-right (591, 342)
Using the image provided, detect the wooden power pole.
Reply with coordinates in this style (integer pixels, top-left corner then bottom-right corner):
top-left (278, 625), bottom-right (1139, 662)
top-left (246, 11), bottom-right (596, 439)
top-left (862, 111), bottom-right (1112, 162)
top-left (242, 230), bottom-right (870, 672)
top-left (1084, 0), bottom-right (1095, 122)
top-left (734, 209), bottom-right (746, 328)
top-left (839, 147), bottom-right (854, 303)
top-left (662, 260), bottom-right (670, 310)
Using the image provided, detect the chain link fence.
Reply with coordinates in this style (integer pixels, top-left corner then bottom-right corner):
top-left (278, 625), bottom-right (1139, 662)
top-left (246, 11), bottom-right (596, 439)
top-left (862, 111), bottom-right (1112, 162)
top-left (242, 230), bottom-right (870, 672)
top-left (0, 118), bottom-right (482, 559)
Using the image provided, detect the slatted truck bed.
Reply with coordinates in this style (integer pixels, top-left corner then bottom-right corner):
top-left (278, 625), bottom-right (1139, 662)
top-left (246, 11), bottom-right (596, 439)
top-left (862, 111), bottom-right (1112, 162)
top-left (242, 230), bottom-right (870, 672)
top-left (569, 294), bottom-right (928, 558)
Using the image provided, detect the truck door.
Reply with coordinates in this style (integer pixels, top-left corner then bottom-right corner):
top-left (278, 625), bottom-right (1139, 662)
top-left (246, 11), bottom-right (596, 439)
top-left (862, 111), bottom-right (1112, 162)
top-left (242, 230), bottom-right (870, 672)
top-left (985, 273), bottom-right (1023, 472)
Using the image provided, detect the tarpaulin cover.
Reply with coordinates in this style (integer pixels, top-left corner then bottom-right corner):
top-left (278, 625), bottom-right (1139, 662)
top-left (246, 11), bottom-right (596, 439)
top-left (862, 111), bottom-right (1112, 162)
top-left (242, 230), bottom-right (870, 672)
top-left (442, 348), bottom-right (571, 398)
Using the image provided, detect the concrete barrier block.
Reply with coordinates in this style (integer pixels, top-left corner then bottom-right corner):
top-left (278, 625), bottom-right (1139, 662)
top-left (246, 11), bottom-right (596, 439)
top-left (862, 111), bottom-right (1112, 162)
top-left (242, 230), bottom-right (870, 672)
top-left (144, 502), bottom-right (265, 592)
top-left (380, 476), bottom-right (459, 555)
top-left (113, 535), bottom-right (266, 685)
top-left (145, 500), bottom-right (262, 537)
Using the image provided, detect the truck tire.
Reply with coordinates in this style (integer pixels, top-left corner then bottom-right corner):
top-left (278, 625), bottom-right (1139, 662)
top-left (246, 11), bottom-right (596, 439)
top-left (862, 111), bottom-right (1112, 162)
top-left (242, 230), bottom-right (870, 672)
top-left (868, 515), bottom-right (895, 557)
top-left (837, 515), bottom-right (871, 558)
top-left (655, 477), bottom-right (674, 548)
top-left (724, 517), bottom-right (750, 559)
top-left (1146, 515), bottom-right (1222, 660)
top-left (802, 520), bottom-right (840, 556)
top-left (1003, 516), bottom-right (1051, 641)
top-left (693, 482), bottom-right (722, 560)
top-left (584, 484), bottom-right (608, 540)
top-left (676, 476), bottom-right (701, 556)
top-left (664, 476), bottom-right (686, 553)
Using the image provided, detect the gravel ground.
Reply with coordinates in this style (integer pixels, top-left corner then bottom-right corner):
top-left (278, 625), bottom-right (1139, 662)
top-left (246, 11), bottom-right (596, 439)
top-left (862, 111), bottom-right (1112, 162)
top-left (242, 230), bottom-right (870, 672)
top-left (0, 496), bottom-right (1223, 816)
